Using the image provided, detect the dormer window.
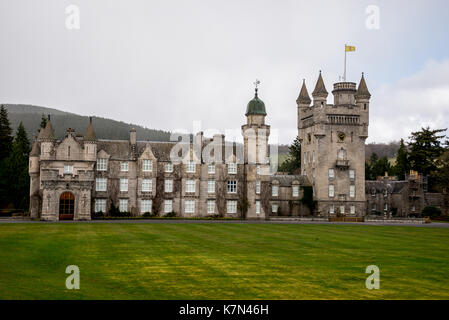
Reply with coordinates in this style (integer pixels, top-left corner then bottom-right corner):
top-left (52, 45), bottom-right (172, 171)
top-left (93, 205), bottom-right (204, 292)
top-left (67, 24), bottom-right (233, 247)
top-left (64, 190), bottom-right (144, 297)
top-left (142, 160), bottom-right (153, 172)
top-left (97, 158), bottom-right (107, 171)
top-left (121, 161), bottom-right (129, 172)
top-left (165, 163), bottom-right (173, 173)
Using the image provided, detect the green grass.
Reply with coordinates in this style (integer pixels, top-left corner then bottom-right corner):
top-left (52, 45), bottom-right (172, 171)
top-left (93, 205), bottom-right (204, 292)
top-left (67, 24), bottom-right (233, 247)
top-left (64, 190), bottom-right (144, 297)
top-left (0, 223), bottom-right (448, 300)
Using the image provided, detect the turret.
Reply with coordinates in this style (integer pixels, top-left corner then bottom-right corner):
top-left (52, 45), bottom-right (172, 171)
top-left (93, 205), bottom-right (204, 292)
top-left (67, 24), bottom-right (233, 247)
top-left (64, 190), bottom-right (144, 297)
top-left (312, 71), bottom-right (328, 107)
top-left (37, 115), bottom-right (56, 160)
top-left (355, 73), bottom-right (371, 136)
top-left (84, 117), bottom-right (97, 161)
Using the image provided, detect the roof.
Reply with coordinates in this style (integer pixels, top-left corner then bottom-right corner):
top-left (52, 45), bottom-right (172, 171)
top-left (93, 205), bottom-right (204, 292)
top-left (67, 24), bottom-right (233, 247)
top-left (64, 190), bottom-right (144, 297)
top-left (312, 71), bottom-right (328, 97)
top-left (296, 80), bottom-right (311, 105)
top-left (355, 73), bottom-right (371, 99)
top-left (30, 141), bottom-right (40, 156)
top-left (84, 121), bottom-right (97, 141)
top-left (37, 120), bottom-right (55, 141)
top-left (246, 89), bottom-right (267, 116)
top-left (271, 175), bottom-right (310, 186)
top-left (365, 180), bottom-right (408, 193)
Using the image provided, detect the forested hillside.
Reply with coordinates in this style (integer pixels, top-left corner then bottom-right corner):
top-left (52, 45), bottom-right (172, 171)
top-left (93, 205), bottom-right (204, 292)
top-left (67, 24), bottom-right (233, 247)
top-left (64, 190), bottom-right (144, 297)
top-left (4, 104), bottom-right (171, 141)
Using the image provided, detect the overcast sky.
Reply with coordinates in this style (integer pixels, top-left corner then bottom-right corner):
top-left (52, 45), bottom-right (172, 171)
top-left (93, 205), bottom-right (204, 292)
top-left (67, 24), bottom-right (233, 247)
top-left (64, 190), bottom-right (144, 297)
top-left (1, 0), bottom-right (448, 144)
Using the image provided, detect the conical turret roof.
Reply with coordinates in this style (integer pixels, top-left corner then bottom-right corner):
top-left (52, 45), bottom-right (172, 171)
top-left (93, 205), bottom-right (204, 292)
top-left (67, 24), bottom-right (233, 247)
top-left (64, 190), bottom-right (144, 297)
top-left (37, 118), bottom-right (55, 141)
top-left (296, 79), bottom-right (311, 105)
top-left (312, 71), bottom-right (328, 97)
top-left (84, 117), bottom-right (97, 141)
top-left (30, 140), bottom-right (40, 156)
top-left (356, 73), bottom-right (371, 99)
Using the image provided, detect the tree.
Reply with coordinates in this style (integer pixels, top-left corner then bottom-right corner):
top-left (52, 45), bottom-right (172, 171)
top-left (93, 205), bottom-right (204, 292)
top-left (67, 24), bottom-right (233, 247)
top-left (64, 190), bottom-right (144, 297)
top-left (408, 127), bottom-right (446, 176)
top-left (38, 114), bottom-right (47, 132)
top-left (366, 152), bottom-right (392, 180)
top-left (393, 139), bottom-right (409, 180)
top-left (278, 137), bottom-right (301, 174)
top-left (0, 105), bottom-right (13, 161)
top-left (432, 150), bottom-right (449, 193)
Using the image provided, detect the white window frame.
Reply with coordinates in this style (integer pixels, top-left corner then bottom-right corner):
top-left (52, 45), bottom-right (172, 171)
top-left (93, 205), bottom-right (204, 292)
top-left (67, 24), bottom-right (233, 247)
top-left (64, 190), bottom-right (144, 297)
top-left (256, 181), bottom-right (261, 194)
top-left (256, 200), bottom-right (261, 215)
top-left (208, 180), bottom-right (215, 193)
top-left (292, 185), bottom-right (299, 197)
top-left (208, 164), bottom-right (215, 174)
top-left (350, 205), bottom-right (356, 215)
top-left (97, 158), bottom-right (107, 171)
top-left (329, 204), bottom-right (335, 214)
top-left (272, 204), bottom-right (278, 213)
top-left (186, 179), bottom-right (195, 193)
top-left (164, 200), bottom-right (173, 213)
top-left (184, 200), bottom-right (195, 213)
top-left (96, 178), bottom-right (107, 192)
top-left (207, 200), bottom-right (215, 214)
top-left (228, 162), bottom-right (237, 174)
top-left (142, 159), bottom-right (153, 172)
top-left (120, 178), bottom-right (128, 192)
top-left (349, 185), bottom-right (355, 198)
top-left (340, 206), bottom-right (345, 214)
top-left (64, 165), bottom-right (73, 174)
top-left (329, 184), bottom-right (335, 197)
top-left (272, 185), bottom-right (279, 197)
top-left (227, 200), bottom-right (237, 214)
top-left (186, 160), bottom-right (196, 173)
top-left (119, 199), bottom-right (128, 212)
top-left (329, 168), bottom-right (334, 179)
top-left (256, 165), bottom-right (261, 175)
top-left (165, 163), bottom-right (173, 173)
top-left (121, 161), bottom-right (129, 172)
top-left (95, 199), bottom-right (106, 213)
top-left (349, 169), bottom-right (355, 181)
top-left (227, 180), bottom-right (237, 193)
top-left (141, 200), bottom-right (152, 213)
top-left (165, 179), bottom-right (173, 193)
top-left (142, 179), bottom-right (152, 193)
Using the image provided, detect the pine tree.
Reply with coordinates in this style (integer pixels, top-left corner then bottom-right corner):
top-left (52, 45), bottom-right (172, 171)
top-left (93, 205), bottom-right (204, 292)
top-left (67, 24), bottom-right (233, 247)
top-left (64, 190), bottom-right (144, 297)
top-left (0, 105), bottom-right (13, 161)
top-left (38, 114), bottom-right (47, 132)
top-left (278, 137), bottom-right (301, 174)
top-left (393, 139), bottom-right (409, 180)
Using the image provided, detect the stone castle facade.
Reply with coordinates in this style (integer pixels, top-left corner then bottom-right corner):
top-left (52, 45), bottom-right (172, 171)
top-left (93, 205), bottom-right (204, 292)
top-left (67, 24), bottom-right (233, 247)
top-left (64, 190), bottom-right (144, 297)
top-left (29, 72), bottom-right (427, 221)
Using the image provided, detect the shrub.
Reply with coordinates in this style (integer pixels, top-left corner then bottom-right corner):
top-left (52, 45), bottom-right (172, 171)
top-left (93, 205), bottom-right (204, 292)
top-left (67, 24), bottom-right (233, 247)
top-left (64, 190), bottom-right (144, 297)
top-left (92, 211), bottom-right (104, 219)
top-left (165, 211), bottom-right (177, 217)
top-left (421, 206), bottom-right (442, 218)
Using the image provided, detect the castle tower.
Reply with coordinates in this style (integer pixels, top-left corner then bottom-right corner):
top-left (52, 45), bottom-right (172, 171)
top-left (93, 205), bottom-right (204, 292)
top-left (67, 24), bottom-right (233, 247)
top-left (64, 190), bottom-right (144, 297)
top-left (84, 117), bottom-right (97, 161)
top-left (29, 139), bottom-right (41, 218)
top-left (37, 115), bottom-right (56, 160)
top-left (298, 72), bottom-right (370, 216)
top-left (242, 82), bottom-right (270, 219)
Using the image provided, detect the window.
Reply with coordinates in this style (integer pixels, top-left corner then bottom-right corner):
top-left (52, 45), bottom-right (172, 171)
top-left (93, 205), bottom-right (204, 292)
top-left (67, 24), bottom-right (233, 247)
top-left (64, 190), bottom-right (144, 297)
top-left (329, 185), bottom-right (334, 197)
top-left (329, 168), bottom-right (334, 179)
top-left (272, 204), bottom-right (279, 213)
top-left (185, 200), bottom-right (195, 213)
top-left (340, 206), bottom-right (345, 214)
top-left (121, 161), bottom-right (129, 172)
top-left (95, 199), bottom-right (106, 213)
top-left (256, 201), bottom-right (261, 215)
top-left (142, 159), bottom-right (153, 172)
top-left (372, 203), bottom-right (376, 211)
top-left (411, 205), bottom-right (416, 212)
top-left (256, 165), bottom-right (261, 175)
top-left (329, 204), bottom-right (334, 214)
top-left (349, 185), bottom-right (355, 198)
top-left (383, 189), bottom-right (388, 197)
top-left (186, 179), bottom-right (195, 193)
top-left (165, 179), bottom-right (173, 193)
top-left (272, 185), bottom-right (279, 197)
top-left (208, 180), bottom-right (215, 193)
top-left (349, 169), bottom-right (355, 181)
top-left (371, 188), bottom-right (376, 197)
top-left (384, 203), bottom-right (388, 211)
top-left (292, 185), bottom-right (299, 197)
top-left (186, 160), bottom-right (196, 173)
top-left (141, 200), bottom-right (152, 213)
top-left (227, 200), bottom-right (237, 214)
top-left (208, 164), bottom-right (215, 174)
top-left (227, 180), bottom-right (237, 193)
top-left (207, 200), bottom-right (215, 214)
top-left (256, 181), bottom-right (261, 194)
top-left (120, 178), bottom-right (128, 192)
top-left (97, 158), bottom-right (107, 171)
top-left (350, 205), bottom-right (356, 215)
top-left (142, 179), bottom-right (152, 192)
top-left (96, 178), bottom-right (107, 192)
top-left (228, 162), bottom-right (237, 174)
top-left (164, 200), bottom-right (173, 213)
top-left (165, 163), bottom-right (173, 172)
top-left (64, 165), bottom-right (73, 174)
top-left (119, 199), bottom-right (128, 212)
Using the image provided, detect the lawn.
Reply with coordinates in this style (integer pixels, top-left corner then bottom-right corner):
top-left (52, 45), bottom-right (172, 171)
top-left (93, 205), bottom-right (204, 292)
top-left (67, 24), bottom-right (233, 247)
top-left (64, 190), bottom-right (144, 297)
top-left (0, 223), bottom-right (448, 300)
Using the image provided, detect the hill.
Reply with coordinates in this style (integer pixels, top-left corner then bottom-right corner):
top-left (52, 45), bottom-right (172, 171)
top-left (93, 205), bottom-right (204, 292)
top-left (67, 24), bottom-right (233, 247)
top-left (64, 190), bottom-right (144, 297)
top-left (3, 104), bottom-right (171, 142)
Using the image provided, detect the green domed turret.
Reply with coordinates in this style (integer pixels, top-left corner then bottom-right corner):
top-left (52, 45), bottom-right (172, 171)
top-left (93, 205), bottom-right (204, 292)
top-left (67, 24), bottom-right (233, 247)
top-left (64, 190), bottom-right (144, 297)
top-left (246, 88), bottom-right (267, 116)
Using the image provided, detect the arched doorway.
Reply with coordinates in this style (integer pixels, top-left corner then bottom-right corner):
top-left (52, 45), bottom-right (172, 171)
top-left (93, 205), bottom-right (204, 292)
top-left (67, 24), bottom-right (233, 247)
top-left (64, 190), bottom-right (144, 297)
top-left (59, 192), bottom-right (75, 220)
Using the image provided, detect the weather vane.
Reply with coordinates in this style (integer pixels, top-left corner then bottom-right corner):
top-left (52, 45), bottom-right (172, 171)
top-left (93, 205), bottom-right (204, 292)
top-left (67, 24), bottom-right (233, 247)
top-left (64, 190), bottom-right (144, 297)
top-left (254, 79), bottom-right (260, 89)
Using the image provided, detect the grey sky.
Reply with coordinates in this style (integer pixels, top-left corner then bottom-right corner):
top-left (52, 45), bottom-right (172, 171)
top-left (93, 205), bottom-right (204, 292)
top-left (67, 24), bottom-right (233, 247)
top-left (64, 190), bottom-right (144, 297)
top-left (1, 0), bottom-right (448, 144)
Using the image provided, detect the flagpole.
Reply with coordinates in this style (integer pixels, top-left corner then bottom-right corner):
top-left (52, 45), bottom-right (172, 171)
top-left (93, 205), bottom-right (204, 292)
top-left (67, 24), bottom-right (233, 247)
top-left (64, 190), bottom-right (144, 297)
top-left (344, 44), bottom-right (347, 82)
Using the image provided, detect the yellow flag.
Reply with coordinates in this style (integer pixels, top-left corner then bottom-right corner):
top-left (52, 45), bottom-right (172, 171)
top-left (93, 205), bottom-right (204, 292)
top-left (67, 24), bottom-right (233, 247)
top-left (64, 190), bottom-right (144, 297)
top-left (345, 45), bottom-right (356, 52)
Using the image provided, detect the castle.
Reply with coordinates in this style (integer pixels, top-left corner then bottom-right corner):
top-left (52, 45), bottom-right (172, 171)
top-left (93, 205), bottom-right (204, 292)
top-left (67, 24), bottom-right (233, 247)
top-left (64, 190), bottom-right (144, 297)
top-left (29, 72), bottom-right (429, 221)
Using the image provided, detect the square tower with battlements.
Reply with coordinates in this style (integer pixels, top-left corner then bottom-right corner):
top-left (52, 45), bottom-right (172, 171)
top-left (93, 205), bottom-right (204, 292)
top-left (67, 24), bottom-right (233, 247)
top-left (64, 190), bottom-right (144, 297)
top-left (297, 71), bottom-right (371, 217)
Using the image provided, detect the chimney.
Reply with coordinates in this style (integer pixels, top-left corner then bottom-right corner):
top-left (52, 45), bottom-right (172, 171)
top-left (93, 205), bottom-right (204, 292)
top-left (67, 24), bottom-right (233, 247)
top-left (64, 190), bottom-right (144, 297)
top-left (130, 128), bottom-right (136, 145)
